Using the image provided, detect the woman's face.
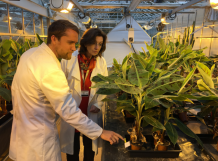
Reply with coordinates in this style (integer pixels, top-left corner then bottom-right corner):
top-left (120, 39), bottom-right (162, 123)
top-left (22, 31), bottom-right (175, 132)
top-left (85, 36), bottom-right (103, 58)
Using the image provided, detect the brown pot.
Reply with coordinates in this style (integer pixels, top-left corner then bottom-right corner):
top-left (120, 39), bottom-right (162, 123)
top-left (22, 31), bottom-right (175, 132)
top-left (124, 110), bottom-right (135, 118)
top-left (178, 111), bottom-right (188, 123)
top-left (130, 142), bottom-right (143, 150)
top-left (157, 140), bottom-right (170, 151)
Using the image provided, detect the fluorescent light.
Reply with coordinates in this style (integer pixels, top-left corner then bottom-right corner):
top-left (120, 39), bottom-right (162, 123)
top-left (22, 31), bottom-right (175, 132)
top-left (67, 2), bottom-right (73, 11)
top-left (60, 9), bottom-right (69, 13)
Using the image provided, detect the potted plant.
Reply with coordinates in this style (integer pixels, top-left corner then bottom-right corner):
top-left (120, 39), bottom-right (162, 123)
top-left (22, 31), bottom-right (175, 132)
top-left (92, 47), bottom-right (204, 152)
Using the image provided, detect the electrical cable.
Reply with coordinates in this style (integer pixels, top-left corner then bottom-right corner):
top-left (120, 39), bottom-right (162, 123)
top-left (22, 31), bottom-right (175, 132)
top-left (51, 0), bottom-right (63, 9)
top-left (131, 43), bottom-right (136, 53)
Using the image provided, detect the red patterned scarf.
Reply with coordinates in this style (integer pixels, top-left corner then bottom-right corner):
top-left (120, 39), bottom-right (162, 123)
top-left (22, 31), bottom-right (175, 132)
top-left (78, 53), bottom-right (97, 71)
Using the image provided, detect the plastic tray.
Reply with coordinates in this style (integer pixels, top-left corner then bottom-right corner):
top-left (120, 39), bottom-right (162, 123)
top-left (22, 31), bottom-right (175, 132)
top-left (125, 134), bottom-right (182, 158)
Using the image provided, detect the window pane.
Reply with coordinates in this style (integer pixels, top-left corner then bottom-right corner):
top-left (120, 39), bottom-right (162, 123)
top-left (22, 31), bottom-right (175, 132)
top-left (35, 13), bottom-right (42, 35)
top-left (9, 5), bottom-right (23, 34)
top-left (0, 2), bottom-right (9, 33)
top-left (24, 10), bottom-right (34, 35)
top-left (50, 19), bottom-right (54, 24)
top-left (43, 17), bottom-right (47, 35)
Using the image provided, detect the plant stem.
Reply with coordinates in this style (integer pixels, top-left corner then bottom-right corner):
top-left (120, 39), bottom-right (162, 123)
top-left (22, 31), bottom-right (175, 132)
top-left (160, 130), bottom-right (165, 143)
top-left (136, 93), bottom-right (143, 141)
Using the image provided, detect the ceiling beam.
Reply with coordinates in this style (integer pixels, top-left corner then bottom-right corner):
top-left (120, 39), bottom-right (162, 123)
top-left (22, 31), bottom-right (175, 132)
top-left (78, 2), bottom-right (208, 9)
top-left (148, 0), bottom-right (205, 23)
top-left (72, 11), bottom-right (195, 14)
top-left (94, 20), bottom-right (148, 23)
top-left (70, 0), bottom-right (84, 12)
top-left (128, 0), bottom-right (142, 11)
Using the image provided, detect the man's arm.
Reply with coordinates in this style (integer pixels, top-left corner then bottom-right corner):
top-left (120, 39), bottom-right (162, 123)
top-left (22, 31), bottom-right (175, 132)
top-left (40, 69), bottom-right (123, 143)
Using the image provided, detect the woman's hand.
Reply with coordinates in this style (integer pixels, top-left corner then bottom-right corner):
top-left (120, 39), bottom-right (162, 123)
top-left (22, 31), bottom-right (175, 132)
top-left (90, 105), bottom-right (100, 113)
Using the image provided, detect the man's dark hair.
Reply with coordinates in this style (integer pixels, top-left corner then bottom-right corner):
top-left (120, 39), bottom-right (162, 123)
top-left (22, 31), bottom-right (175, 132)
top-left (47, 20), bottom-right (79, 45)
top-left (79, 28), bottom-right (107, 57)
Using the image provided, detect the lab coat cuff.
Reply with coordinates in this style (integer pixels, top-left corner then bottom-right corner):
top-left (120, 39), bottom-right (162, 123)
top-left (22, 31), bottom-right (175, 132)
top-left (93, 128), bottom-right (103, 140)
top-left (94, 102), bottom-right (102, 110)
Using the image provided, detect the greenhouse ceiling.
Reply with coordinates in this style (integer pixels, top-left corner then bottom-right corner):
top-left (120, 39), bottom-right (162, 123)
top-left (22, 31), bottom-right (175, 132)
top-left (70, 0), bottom-right (208, 23)
top-left (27, 0), bottom-right (209, 32)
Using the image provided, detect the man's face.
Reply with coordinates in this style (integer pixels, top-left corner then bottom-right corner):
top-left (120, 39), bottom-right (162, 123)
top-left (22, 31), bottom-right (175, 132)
top-left (54, 29), bottom-right (78, 60)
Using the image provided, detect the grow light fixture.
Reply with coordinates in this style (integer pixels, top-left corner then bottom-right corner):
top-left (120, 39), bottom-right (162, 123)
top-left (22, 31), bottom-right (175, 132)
top-left (161, 14), bottom-right (169, 24)
top-left (50, 0), bottom-right (74, 13)
top-left (210, 0), bottom-right (218, 9)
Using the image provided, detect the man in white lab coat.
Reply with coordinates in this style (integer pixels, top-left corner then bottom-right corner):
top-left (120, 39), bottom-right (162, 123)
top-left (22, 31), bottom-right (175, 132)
top-left (9, 20), bottom-right (123, 161)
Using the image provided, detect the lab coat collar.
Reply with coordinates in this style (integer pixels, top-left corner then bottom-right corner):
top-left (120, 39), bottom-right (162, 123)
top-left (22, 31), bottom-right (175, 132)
top-left (40, 43), bottom-right (61, 69)
top-left (70, 51), bottom-right (80, 81)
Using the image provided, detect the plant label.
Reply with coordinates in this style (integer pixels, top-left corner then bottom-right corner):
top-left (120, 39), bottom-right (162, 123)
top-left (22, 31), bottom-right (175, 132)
top-left (125, 141), bottom-right (130, 148)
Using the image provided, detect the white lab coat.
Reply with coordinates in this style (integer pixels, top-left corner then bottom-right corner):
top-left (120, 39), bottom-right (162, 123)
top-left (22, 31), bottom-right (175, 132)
top-left (60, 50), bottom-right (108, 155)
top-left (9, 43), bottom-right (102, 161)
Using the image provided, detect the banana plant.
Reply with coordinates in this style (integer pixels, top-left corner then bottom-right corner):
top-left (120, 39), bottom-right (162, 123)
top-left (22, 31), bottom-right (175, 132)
top-left (91, 52), bottom-right (204, 147)
top-left (0, 35), bottom-right (43, 115)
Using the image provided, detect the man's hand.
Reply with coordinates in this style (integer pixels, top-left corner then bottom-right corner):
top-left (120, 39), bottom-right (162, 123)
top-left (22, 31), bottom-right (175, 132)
top-left (90, 105), bottom-right (100, 113)
top-left (100, 130), bottom-right (124, 145)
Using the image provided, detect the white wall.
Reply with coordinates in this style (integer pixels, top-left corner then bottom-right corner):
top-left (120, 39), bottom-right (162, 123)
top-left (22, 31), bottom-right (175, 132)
top-left (163, 7), bottom-right (218, 57)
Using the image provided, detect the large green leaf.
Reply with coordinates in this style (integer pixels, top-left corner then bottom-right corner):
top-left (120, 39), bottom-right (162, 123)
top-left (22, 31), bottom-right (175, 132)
top-left (146, 43), bottom-right (158, 57)
top-left (132, 53), bottom-right (147, 69)
top-left (144, 96), bottom-right (159, 110)
top-left (180, 94), bottom-right (218, 101)
top-left (197, 79), bottom-right (213, 92)
top-left (165, 122), bottom-right (178, 145)
top-left (153, 95), bottom-right (193, 103)
top-left (122, 54), bottom-right (129, 80)
top-left (143, 115), bottom-right (165, 130)
top-left (96, 88), bottom-right (121, 95)
top-left (0, 87), bottom-right (11, 101)
top-left (92, 75), bottom-right (104, 83)
top-left (128, 64), bottom-right (149, 87)
top-left (102, 97), bottom-right (132, 104)
top-left (174, 118), bottom-right (203, 147)
top-left (178, 66), bottom-right (196, 94)
top-left (91, 82), bottom-right (119, 89)
top-left (115, 78), bottom-right (133, 86)
top-left (113, 58), bottom-right (121, 70)
top-left (2, 40), bottom-right (11, 51)
top-left (147, 76), bottom-right (184, 95)
top-left (146, 56), bottom-right (156, 74)
top-left (197, 64), bottom-right (214, 89)
top-left (116, 83), bottom-right (143, 94)
top-left (10, 39), bottom-right (18, 54)
top-left (197, 62), bottom-right (212, 76)
top-left (36, 34), bottom-right (44, 45)
top-left (96, 74), bottom-right (114, 83)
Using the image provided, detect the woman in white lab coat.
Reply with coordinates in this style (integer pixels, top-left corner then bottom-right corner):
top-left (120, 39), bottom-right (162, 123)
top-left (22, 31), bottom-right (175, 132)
top-left (60, 28), bottom-right (108, 161)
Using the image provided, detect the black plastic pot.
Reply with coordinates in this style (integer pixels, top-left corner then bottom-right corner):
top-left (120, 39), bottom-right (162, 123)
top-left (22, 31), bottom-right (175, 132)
top-left (0, 112), bottom-right (13, 157)
top-left (125, 134), bottom-right (182, 158)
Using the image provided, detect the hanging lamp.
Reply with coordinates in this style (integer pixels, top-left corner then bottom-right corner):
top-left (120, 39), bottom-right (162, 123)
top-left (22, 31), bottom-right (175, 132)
top-left (210, 0), bottom-right (218, 9)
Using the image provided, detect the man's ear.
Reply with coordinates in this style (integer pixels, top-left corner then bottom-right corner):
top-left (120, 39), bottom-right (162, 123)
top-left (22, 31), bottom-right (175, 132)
top-left (50, 35), bottom-right (57, 44)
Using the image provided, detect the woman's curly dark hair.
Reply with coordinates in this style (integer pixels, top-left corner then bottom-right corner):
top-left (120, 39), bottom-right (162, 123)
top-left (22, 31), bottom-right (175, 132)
top-left (79, 28), bottom-right (107, 57)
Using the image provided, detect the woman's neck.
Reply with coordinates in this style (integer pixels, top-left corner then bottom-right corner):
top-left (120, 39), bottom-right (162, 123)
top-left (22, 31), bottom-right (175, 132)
top-left (85, 52), bottom-right (92, 59)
